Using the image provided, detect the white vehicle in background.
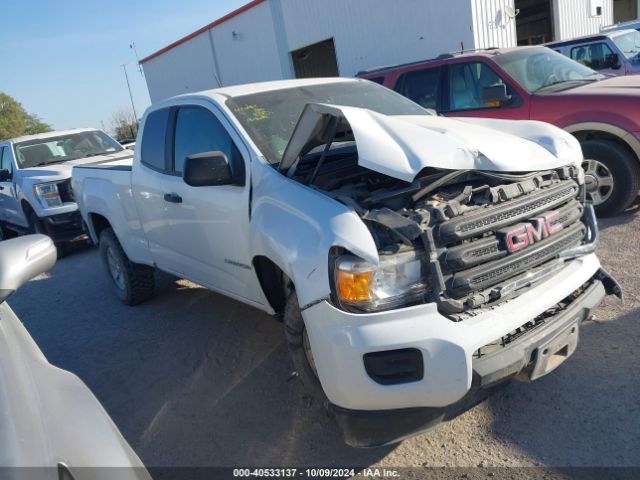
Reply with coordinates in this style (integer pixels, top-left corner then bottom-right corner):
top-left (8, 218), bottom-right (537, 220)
top-left (0, 234), bottom-right (149, 478)
top-left (0, 129), bottom-right (132, 253)
top-left (73, 78), bottom-right (620, 447)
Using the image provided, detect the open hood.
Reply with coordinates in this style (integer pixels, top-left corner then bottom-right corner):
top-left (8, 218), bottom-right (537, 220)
top-left (280, 104), bottom-right (582, 182)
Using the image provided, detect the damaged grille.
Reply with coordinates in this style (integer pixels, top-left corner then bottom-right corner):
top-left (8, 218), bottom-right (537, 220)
top-left (432, 177), bottom-right (587, 312)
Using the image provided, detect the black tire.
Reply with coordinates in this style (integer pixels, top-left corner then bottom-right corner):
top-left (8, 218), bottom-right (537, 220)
top-left (28, 211), bottom-right (68, 257)
top-left (581, 140), bottom-right (640, 217)
top-left (99, 227), bottom-right (155, 305)
top-left (283, 292), bottom-right (327, 405)
top-left (28, 211), bottom-right (45, 235)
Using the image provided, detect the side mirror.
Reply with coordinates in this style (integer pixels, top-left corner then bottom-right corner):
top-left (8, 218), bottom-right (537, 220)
top-left (0, 235), bottom-right (56, 303)
top-left (0, 169), bottom-right (11, 182)
top-left (608, 53), bottom-right (621, 70)
top-left (183, 151), bottom-right (234, 187)
top-left (481, 83), bottom-right (511, 107)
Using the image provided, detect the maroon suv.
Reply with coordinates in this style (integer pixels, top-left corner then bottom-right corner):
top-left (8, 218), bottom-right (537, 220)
top-left (359, 46), bottom-right (640, 216)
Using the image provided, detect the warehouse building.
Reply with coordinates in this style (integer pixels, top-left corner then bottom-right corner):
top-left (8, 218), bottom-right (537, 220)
top-left (140, 0), bottom-right (638, 102)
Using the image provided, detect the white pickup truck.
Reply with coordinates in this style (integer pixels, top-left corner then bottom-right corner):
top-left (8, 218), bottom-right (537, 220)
top-left (72, 78), bottom-right (621, 447)
top-left (0, 128), bottom-right (132, 253)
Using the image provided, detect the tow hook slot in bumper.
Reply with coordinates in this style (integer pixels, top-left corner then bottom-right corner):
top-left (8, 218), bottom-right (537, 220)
top-left (559, 203), bottom-right (598, 260)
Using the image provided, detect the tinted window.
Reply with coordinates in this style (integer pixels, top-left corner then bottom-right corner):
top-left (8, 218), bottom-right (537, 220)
top-left (173, 106), bottom-right (239, 175)
top-left (141, 108), bottom-right (170, 171)
top-left (1, 147), bottom-right (13, 175)
top-left (447, 62), bottom-right (514, 111)
top-left (395, 67), bottom-right (441, 109)
top-left (570, 42), bottom-right (615, 70)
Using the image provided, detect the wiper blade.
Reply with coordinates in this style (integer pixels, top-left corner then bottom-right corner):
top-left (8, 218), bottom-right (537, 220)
top-left (535, 77), bottom-right (598, 92)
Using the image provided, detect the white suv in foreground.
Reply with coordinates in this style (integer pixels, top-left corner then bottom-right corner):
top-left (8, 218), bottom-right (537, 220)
top-left (72, 78), bottom-right (621, 446)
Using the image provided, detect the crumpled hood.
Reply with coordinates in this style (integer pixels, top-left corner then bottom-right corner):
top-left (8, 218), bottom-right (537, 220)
top-left (19, 150), bottom-right (133, 184)
top-left (281, 104), bottom-right (582, 182)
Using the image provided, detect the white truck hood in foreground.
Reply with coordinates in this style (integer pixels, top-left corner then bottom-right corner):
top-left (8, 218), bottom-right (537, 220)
top-left (281, 104), bottom-right (582, 182)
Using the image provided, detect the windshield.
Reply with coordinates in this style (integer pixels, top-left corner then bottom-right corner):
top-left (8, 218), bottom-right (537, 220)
top-left (14, 130), bottom-right (124, 168)
top-left (493, 47), bottom-right (603, 93)
top-left (226, 80), bottom-right (430, 164)
top-left (612, 30), bottom-right (640, 59)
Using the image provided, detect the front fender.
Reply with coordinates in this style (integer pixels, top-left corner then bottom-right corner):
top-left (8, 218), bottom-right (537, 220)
top-left (249, 163), bottom-right (378, 307)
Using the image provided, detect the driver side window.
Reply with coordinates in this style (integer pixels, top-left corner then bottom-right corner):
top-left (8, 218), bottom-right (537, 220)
top-left (172, 106), bottom-right (241, 177)
top-left (447, 62), bottom-right (514, 112)
top-left (570, 42), bottom-right (615, 70)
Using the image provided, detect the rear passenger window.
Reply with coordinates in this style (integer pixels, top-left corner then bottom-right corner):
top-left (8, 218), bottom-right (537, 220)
top-left (394, 67), bottom-right (441, 109)
top-left (141, 108), bottom-right (169, 171)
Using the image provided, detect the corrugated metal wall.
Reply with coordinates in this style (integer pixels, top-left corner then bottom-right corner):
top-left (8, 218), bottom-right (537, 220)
top-left (278, 0), bottom-right (475, 77)
top-left (554, 0), bottom-right (614, 39)
top-left (471, 0), bottom-right (518, 49)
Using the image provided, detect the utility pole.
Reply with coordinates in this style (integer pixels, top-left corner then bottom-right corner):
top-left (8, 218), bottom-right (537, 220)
top-left (120, 63), bottom-right (138, 128)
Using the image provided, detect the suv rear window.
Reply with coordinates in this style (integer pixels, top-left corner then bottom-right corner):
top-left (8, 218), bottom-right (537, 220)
top-left (141, 108), bottom-right (169, 171)
top-left (394, 67), bottom-right (441, 110)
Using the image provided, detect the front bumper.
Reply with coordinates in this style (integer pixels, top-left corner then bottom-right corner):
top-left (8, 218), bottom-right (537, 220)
top-left (303, 254), bottom-right (603, 412)
top-left (327, 277), bottom-right (607, 447)
top-left (38, 210), bottom-right (85, 243)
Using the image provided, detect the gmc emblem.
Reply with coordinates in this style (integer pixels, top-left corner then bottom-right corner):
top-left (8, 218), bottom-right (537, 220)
top-left (504, 211), bottom-right (563, 253)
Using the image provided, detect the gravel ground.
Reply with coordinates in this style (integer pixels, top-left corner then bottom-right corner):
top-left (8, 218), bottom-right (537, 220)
top-left (8, 203), bottom-right (640, 476)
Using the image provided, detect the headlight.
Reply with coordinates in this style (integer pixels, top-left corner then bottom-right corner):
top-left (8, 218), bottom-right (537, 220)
top-left (333, 250), bottom-right (428, 312)
top-left (33, 183), bottom-right (63, 208)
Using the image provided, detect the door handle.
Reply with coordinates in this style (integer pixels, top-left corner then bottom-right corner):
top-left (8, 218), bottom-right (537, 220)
top-left (163, 192), bottom-right (182, 204)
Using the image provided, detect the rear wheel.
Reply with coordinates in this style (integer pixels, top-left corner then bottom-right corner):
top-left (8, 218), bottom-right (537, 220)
top-left (99, 227), bottom-right (155, 305)
top-left (581, 140), bottom-right (640, 217)
top-left (283, 291), bottom-right (326, 405)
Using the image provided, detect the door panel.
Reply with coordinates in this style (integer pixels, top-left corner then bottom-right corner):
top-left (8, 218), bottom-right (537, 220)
top-left (160, 104), bottom-right (264, 304)
top-left (131, 108), bottom-right (183, 274)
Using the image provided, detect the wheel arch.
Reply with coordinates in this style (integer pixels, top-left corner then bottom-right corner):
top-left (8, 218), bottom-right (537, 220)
top-left (87, 212), bottom-right (112, 244)
top-left (565, 122), bottom-right (640, 164)
top-left (252, 255), bottom-right (292, 317)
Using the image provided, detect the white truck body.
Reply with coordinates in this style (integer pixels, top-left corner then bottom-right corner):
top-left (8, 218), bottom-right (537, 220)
top-left (0, 128), bottom-right (132, 244)
top-left (72, 78), bottom-right (618, 446)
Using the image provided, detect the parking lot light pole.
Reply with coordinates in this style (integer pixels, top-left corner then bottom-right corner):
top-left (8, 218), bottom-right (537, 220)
top-left (120, 63), bottom-right (138, 130)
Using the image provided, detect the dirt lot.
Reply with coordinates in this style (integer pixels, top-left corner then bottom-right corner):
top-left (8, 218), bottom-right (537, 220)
top-left (9, 204), bottom-right (640, 474)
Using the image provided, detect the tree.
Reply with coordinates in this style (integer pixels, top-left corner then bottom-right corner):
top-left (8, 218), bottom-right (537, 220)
top-left (110, 108), bottom-right (138, 141)
top-left (0, 92), bottom-right (51, 141)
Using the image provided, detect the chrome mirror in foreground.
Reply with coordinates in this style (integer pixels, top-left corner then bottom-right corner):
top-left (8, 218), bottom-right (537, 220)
top-left (0, 234), bottom-right (56, 302)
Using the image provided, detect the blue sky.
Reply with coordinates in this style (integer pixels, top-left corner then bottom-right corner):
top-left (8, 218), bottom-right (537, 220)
top-left (1, 0), bottom-right (247, 131)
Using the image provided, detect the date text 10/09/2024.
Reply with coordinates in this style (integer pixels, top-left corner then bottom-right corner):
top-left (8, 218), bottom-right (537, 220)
top-left (232, 468), bottom-right (400, 478)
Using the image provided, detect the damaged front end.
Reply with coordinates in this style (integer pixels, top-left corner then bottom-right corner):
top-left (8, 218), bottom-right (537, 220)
top-left (282, 103), bottom-right (621, 319)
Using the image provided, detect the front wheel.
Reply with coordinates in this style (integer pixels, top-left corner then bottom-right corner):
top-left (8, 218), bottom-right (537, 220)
top-left (99, 228), bottom-right (155, 305)
top-left (581, 140), bottom-right (640, 217)
top-left (28, 211), bottom-right (68, 257)
top-left (283, 292), bottom-right (327, 406)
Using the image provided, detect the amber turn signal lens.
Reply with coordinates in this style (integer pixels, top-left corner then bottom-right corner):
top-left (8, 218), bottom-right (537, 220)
top-left (336, 269), bottom-right (373, 303)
